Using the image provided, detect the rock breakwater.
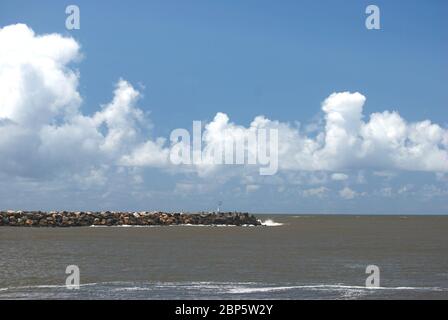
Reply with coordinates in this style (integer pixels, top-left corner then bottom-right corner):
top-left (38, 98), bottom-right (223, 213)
top-left (0, 211), bottom-right (261, 227)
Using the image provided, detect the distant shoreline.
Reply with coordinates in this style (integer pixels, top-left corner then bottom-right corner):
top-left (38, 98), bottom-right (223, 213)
top-left (0, 211), bottom-right (261, 227)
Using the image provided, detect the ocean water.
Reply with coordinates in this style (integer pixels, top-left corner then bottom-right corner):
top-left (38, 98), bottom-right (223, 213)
top-left (0, 215), bottom-right (447, 299)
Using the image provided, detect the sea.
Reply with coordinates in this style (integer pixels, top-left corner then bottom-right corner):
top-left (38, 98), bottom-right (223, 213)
top-left (0, 215), bottom-right (447, 299)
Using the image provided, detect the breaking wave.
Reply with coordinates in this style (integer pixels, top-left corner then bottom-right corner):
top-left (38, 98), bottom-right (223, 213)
top-left (1, 281), bottom-right (447, 299)
top-left (259, 219), bottom-right (284, 226)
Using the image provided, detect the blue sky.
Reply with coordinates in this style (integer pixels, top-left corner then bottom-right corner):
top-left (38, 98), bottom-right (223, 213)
top-left (0, 0), bottom-right (447, 214)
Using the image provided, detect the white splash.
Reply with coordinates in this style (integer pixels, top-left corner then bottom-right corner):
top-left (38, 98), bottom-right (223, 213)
top-left (259, 219), bottom-right (284, 226)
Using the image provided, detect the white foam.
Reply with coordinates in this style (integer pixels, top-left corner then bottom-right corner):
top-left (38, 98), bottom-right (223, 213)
top-left (227, 286), bottom-right (297, 294)
top-left (113, 286), bottom-right (152, 292)
top-left (0, 282), bottom-right (103, 292)
top-left (1, 281), bottom-right (445, 296)
top-left (226, 284), bottom-right (447, 294)
top-left (259, 219), bottom-right (284, 226)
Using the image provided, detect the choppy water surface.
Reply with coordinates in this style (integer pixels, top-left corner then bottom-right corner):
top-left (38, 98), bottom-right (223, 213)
top-left (1, 215), bottom-right (447, 299)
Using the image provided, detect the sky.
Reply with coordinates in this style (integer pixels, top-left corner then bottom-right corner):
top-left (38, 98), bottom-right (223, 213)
top-left (0, 0), bottom-right (447, 214)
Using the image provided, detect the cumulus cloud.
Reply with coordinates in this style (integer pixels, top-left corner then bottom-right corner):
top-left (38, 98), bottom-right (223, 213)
top-left (331, 173), bottom-right (349, 181)
top-left (0, 24), bottom-right (80, 178)
top-left (119, 139), bottom-right (169, 167)
top-left (187, 91), bottom-right (448, 175)
top-left (272, 92), bottom-right (448, 172)
top-left (1, 23), bottom-right (447, 206)
top-left (0, 24), bottom-right (81, 127)
top-left (0, 24), bottom-right (166, 181)
top-left (339, 187), bottom-right (358, 200)
top-left (302, 186), bottom-right (329, 198)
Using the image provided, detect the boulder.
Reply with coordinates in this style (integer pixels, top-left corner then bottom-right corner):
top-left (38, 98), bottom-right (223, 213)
top-left (0, 210), bottom-right (262, 227)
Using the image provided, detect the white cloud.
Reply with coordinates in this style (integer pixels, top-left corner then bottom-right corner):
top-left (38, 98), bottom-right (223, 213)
top-left (302, 186), bottom-right (329, 198)
top-left (189, 90), bottom-right (448, 175)
top-left (0, 23), bottom-right (447, 208)
top-left (331, 173), bottom-right (348, 181)
top-left (273, 92), bottom-right (448, 172)
top-left (174, 182), bottom-right (215, 196)
top-left (0, 24), bottom-right (166, 181)
top-left (119, 138), bottom-right (169, 167)
top-left (339, 187), bottom-right (358, 200)
top-left (0, 24), bottom-right (81, 127)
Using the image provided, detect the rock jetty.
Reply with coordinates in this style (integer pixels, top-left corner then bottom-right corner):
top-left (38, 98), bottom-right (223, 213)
top-left (0, 211), bottom-right (261, 227)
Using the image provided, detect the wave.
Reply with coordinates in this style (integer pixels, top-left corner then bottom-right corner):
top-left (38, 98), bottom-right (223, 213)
top-left (1, 281), bottom-right (446, 299)
top-left (0, 282), bottom-right (104, 292)
top-left (259, 219), bottom-right (284, 226)
top-left (227, 284), bottom-right (448, 293)
top-left (227, 286), bottom-right (298, 294)
top-left (4, 281), bottom-right (443, 292)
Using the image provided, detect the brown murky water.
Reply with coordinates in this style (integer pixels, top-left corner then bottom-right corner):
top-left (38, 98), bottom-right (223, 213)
top-left (1, 215), bottom-right (447, 299)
